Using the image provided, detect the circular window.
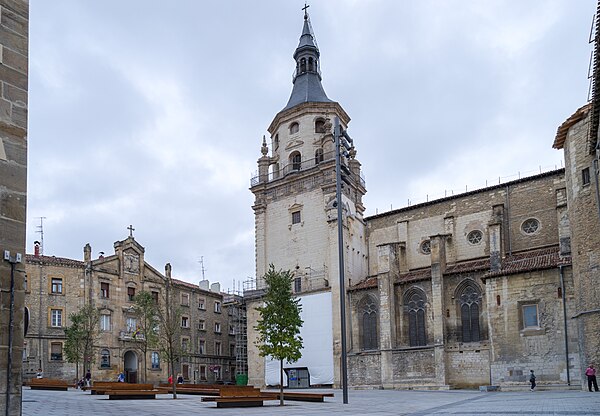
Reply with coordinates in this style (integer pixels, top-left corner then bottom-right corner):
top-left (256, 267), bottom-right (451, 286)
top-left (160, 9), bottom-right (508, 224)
top-left (420, 240), bottom-right (431, 255)
top-left (521, 218), bottom-right (540, 235)
top-left (467, 230), bottom-right (483, 245)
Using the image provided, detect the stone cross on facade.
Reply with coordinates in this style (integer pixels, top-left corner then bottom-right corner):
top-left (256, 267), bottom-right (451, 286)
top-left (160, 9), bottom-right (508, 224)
top-left (127, 224), bottom-right (135, 238)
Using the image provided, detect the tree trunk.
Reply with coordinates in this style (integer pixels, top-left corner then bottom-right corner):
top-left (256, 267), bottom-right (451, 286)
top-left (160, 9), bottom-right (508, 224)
top-left (171, 358), bottom-right (177, 399)
top-left (279, 359), bottom-right (284, 406)
top-left (143, 348), bottom-right (147, 383)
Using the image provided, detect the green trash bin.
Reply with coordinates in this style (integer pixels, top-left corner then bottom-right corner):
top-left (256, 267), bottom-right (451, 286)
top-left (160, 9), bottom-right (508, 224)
top-left (235, 374), bottom-right (248, 386)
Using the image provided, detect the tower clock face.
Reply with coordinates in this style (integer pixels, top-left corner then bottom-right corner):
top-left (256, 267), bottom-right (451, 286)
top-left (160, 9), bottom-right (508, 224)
top-left (124, 253), bottom-right (140, 274)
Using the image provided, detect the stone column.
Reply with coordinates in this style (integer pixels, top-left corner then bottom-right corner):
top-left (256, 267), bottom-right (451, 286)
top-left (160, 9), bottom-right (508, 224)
top-left (488, 205), bottom-right (505, 272)
top-left (376, 243), bottom-right (398, 388)
top-left (430, 234), bottom-right (449, 388)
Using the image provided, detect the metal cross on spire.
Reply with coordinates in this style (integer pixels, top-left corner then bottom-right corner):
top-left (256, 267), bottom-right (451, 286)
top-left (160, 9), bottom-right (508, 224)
top-left (302, 2), bottom-right (310, 19)
top-left (127, 224), bottom-right (135, 238)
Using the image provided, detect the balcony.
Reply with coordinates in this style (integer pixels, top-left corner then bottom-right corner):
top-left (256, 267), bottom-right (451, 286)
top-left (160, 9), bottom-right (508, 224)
top-left (119, 330), bottom-right (145, 341)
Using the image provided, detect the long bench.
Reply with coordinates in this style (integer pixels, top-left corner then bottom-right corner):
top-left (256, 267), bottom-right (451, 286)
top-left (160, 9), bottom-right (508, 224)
top-left (106, 389), bottom-right (160, 400)
top-left (260, 391), bottom-right (335, 402)
top-left (29, 378), bottom-right (69, 391)
top-left (158, 383), bottom-right (220, 396)
top-left (91, 382), bottom-right (154, 396)
top-left (201, 386), bottom-right (277, 408)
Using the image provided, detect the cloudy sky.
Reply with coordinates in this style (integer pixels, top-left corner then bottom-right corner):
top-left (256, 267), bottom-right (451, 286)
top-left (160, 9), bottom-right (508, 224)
top-left (27, 0), bottom-right (594, 290)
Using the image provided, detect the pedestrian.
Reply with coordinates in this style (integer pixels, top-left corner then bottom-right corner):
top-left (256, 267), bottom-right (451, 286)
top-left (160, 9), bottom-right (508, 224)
top-left (85, 369), bottom-right (91, 387)
top-left (529, 370), bottom-right (536, 391)
top-left (168, 374), bottom-right (173, 384)
top-left (177, 373), bottom-right (184, 384)
top-left (36, 368), bottom-right (43, 379)
top-left (117, 372), bottom-right (125, 383)
top-left (586, 364), bottom-right (599, 392)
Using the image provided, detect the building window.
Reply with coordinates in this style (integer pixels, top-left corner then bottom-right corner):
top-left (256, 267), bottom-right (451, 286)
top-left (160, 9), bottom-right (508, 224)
top-left (290, 122), bottom-right (299, 135)
top-left (359, 295), bottom-right (378, 350)
top-left (315, 119), bottom-right (326, 133)
top-left (100, 314), bottom-right (111, 332)
top-left (181, 316), bottom-right (189, 328)
top-left (215, 366), bottom-right (222, 380)
top-left (521, 218), bottom-right (540, 235)
top-left (273, 134), bottom-right (279, 150)
top-left (198, 320), bottom-right (206, 331)
top-left (151, 291), bottom-right (159, 303)
top-left (214, 322), bottom-right (221, 333)
top-left (51, 277), bottom-right (63, 294)
top-left (198, 297), bottom-right (206, 310)
top-left (582, 167), bottom-right (591, 186)
top-left (181, 337), bottom-right (189, 352)
top-left (151, 352), bottom-right (160, 369)
top-left (290, 151), bottom-right (302, 171)
top-left (315, 148), bottom-right (324, 164)
top-left (467, 230), bottom-right (483, 245)
top-left (229, 324), bottom-right (235, 335)
top-left (404, 289), bottom-right (427, 347)
top-left (50, 309), bottom-right (63, 327)
top-left (198, 340), bottom-right (206, 354)
top-left (50, 342), bottom-right (63, 361)
top-left (181, 293), bottom-right (190, 306)
top-left (292, 211), bottom-right (301, 224)
top-left (100, 349), bottom-right (110, 368)
top-left (420, 240), bottom-right (431, 255)
top-left (182, 364), bottom-right (189, 381)
top-left (457, 281), bottom-right (481, 342)
top-left (127, 287), bottom-right (136, 302)
top-left (214, 301), bottom-right (221, 313)
top-left (215, 341), bottom-right (222, 356)
top-left (230, 344), bottom-right (236, 357)
top-left (522, 304), bottom-right (539, 328)
top-left (100, 282), bottom-right (109, 298)
top-left (200, 365), bottom-right (207, 381)
top-left (126, 317), bottom-right (137, 332)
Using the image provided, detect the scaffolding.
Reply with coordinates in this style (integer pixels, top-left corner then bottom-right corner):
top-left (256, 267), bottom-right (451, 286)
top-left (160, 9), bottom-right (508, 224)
top-left (223, 293), bottom-right (247, 377)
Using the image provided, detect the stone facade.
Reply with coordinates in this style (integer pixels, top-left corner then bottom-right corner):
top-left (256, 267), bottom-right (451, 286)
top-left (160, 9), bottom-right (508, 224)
top-left (0, 0), bottom-right (28, 414)
top-left (23, 236), bottom-right (236, 385)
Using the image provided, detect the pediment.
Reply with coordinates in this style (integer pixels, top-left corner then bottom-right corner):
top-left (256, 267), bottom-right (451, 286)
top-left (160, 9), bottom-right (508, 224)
top-left (285, 139), bottom-right (304, 150)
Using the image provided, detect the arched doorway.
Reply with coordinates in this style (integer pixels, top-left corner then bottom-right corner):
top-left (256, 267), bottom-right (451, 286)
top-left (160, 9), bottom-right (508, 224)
top-left (123, 351), bottom-right (138, 383)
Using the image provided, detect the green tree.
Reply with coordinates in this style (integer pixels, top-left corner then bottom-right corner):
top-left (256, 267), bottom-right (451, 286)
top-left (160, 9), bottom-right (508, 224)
top-left (255, 264), bottom-right (303, 406)
top-left (64, 304), bottom-right (99, 381)
top-left (156, 264), bottom-right (184, 398)
top-left (132, 291), bottom-right (160, 383)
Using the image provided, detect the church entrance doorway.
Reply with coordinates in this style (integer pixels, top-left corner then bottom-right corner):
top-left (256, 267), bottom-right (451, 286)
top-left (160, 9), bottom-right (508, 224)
top-left (124, 351), bottom-right (138, 383)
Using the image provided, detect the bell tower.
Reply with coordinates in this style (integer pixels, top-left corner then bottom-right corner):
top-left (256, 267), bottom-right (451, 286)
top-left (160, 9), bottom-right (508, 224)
top-left (248, 9), bottom-right (368, 387)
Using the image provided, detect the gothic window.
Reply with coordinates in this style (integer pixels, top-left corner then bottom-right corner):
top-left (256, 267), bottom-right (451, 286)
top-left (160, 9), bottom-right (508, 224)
top-left (315, 119), bottom-right (326, 133)
top-left (457, 281), bottom-right (481, 342)
top-left (420, 240), bottom-right (431, 255)
top-left (290, 151), bottom-right (301, 170)
top-left (315, 148), bottom-right (324, 164)
top-left (404, 288), bottom-right (427, 346)
top-left (290, 122), bottom-right (300, 135)
top-left (100, 349), bottom-right (110, 368)
top-left (521, 218), bottom-right (540, 234)
top-left (467, 230), bottom-right (483, 245)
top-left (358, 295), bottom-right (378, 350)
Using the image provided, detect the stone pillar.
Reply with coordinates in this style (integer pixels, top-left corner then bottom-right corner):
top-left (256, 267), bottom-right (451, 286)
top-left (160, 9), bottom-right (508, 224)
top-left (376, 243), bottom-right (398, 388)
top-left (488, 205), bottom-right (505, 272)
top-left (258, 136), bottom-right (270, 183)
top-left (430, 234), bottom-right (449, 388)
top-left (0, 1), bottom-right (28, 414)
top-left (555, 188), bottom-right (571, 256)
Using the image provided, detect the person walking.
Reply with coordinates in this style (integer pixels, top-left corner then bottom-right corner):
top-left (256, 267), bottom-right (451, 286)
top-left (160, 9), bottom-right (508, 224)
top-left (529, 370), bottom-right (536, 391)
top-left (586, 364), bottom-right (599, 392)
top-left (85, 369), bottom-right (91, 387)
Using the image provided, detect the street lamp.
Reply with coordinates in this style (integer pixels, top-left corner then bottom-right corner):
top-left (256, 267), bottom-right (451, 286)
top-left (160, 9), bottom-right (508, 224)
top-left (3, 249), bottom-right (22, 416)
top-left (334, 116), bottom-right (353, 404)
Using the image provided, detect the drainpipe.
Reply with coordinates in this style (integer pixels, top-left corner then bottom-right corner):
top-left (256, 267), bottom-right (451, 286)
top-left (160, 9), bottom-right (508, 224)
top-left (559, 265), bottom-right (570, 385)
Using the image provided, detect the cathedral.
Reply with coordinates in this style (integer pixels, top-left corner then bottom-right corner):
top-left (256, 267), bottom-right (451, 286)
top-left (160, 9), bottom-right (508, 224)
top-left (245, 10), bottom-right (600, 391)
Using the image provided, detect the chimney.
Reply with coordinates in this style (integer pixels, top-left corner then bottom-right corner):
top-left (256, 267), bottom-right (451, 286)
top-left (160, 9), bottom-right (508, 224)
top-left (98, 251), bottom-right (105, 259)
top-left (210, 282), bottom-right (221, 293)
top-left (165, 263), bottom-right (172, 279)
top-left (199, 280), bottom-right (210, 290)
top-left (84, 243), bottom-right (91, 262)
top-left (34, 241), bottom-right (40, 257)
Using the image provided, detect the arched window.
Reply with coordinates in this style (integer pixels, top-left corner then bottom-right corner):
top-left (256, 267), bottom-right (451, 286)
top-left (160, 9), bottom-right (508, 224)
top-left (359, 295), bottom-right (378, 350)
top-left (290, 152), bottom-right (301, 171)
top-left (315, 148), bottom-right (324, 164)
top-left (315, 119), bottom-right (326, 133)
top-left (151, 351), bottom-right (160, 369)
top-left (404, 288), bottom-right (427, 347)
top-left (273, 134), bottom-right (279, 150)
top-left (300, 58), bottom-right (306, 73)
top-left (456, 281), bottom-right (481, 342)
top-left (100, 349), bottom-right (110, 368)
top-left (308, 57), bottom-right (314, 72)
top-left (290, 122), bottom-right (299, 135)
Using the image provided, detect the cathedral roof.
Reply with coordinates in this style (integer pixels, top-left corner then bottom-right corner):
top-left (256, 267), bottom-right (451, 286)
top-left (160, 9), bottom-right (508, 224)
top-left (553, 103), bottom-right (590, 149)
top-left (281, 12), bottom-right (333, 112)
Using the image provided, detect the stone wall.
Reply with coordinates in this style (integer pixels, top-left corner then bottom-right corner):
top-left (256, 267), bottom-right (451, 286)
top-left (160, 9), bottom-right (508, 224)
top-left (0, 0), bottom-right (28, 413)
top-left (348, 351), bottom-right (381, 387)
top-left (447, 346), bottom-right (490, 388)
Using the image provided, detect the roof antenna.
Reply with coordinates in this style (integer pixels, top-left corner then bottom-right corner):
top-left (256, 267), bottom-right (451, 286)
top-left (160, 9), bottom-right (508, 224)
top-left (199, 256), bottom-right (207, 280)
top-left (36, 217), bottom-right (47, 255)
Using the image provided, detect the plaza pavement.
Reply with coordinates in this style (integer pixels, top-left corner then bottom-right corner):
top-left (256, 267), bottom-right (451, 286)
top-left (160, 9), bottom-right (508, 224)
top-left (22, 387), bottom-right (600, 416)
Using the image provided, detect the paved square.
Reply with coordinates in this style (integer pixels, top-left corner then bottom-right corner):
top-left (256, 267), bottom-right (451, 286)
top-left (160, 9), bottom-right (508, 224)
top-left (22, 387), bottom-right (600, 415)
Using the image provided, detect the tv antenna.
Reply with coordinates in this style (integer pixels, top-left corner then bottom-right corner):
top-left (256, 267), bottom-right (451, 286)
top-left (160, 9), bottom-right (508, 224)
top-left (35, 217), bottom-right (47, 255)
top-left (199, 256), bottom-right (207, 280)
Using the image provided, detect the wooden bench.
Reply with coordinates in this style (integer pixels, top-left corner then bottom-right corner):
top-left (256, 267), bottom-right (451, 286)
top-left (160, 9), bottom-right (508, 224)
top-left (105, 389), bottom-right (160, 400)
top-left (201, 386), bottom-right (277, 408)
top-left (29, 378), bottom-right (69, 391)
top-left (158, 383), bottom-right (220, 395)
top-left (261, 391), bottom-right (335, 402)
top-left (91, 383), bottom-right (154, 396)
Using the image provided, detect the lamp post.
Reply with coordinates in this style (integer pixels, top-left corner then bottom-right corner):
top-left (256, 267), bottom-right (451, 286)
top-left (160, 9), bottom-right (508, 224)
top-left (334, 116), bottom-right (352, 404)
top-left (3, 249), bottom-right (22, 416)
